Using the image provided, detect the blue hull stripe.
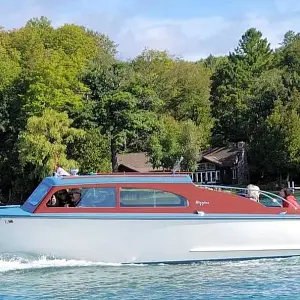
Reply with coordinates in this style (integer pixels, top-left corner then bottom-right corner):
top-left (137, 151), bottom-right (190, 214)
top-left (1, 207), bottom-right (300, 220)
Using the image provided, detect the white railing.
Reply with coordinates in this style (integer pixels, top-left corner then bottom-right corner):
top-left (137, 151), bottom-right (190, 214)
top-left (195, 184), bottom-right (299, 210)
top-left (191, 171), bottom-right (221, 184)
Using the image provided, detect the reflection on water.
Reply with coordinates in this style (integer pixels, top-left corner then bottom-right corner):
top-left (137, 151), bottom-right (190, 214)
top-left (0, 254), bottom-right (299, 299)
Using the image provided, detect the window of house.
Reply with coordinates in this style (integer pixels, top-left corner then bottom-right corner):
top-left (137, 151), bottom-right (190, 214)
top-left (208, 163), bottom-right (216, 170)
top-left (199, 164), bottom-right (205, 171)
top-left (120, 188), bottom-right (188, 207)
top-left (207, 172), bottom-right (211, 182)
top-left (47, 187), bottom-right (117, 208)
top-left (232, 168), bottom-right (237, 180)
top-left (200, 172), bottom-right (206, 183)
top-left (193, 170), bottom-right (221, 184)
top-left (199, 163), bottom-right (216, 171)
top-left (211, 171), bottom-right (216, 182)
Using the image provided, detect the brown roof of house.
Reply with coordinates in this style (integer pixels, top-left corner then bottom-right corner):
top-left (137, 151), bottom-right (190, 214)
top-left (201, 146), bottom-right (239, 167)
top-left (117, 147), bottom-right (240, 172)
top-left (117, 152), bottom-right (157, 172)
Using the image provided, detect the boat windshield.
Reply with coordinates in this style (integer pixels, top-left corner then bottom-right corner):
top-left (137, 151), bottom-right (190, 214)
top-left (197, 184), bottom-right (287, 208)
top-left (26, 183), bottom-right (51, 206)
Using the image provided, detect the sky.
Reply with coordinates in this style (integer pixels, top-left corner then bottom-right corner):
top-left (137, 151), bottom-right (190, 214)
top-left (0, 0), bottom-right (300, 61)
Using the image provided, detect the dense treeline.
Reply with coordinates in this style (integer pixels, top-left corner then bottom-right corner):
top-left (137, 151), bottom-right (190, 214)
top-left (0, 17), bottom-right (300, 202)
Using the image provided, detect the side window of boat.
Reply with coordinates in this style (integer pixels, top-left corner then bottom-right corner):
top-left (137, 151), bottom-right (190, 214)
top-left (120, 188), bottom-right (188, 207)
top-left (47, 188), bottom-right (117, 208)
top-left (79, 188), bottom-right (116, 207)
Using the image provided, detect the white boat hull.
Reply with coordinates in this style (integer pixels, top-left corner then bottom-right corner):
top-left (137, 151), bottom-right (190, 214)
top-left (1, 214), bottom-right (300, 263)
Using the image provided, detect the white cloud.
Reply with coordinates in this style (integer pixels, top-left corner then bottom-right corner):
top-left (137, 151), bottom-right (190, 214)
top-left (0, 0), bottom-right (300, 60)
top-left (245, 14), bottom-right (300, 47)
top-left (113, 16), bottom-right (234, 59)
top-left (112, 14), bottom-right (300, 60)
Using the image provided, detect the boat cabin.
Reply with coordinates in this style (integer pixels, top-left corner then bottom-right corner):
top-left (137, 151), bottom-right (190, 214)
top-left (19, 173), bottom-right (300, 215)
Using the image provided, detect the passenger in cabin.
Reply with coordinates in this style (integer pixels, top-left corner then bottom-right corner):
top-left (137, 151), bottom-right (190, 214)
top-left (47, 189), bottom-right (81, 207)
top-left (247, 184), bottom-right (260, 202)
top-left (64, 190), bottom-right (81, 207)
top-left (279, 188), bottom-right (300, 209)
top-left (47, 194), bottom-right (60, 207)
top-left (56, 189), bottom-right (69, 207)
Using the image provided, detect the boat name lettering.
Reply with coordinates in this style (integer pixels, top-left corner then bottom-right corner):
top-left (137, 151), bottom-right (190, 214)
top-left (195, 200), bottom-right (210, 206)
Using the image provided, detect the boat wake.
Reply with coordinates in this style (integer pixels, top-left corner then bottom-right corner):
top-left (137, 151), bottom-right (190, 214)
top-left (0, 253), bottom-right (146, 273)
top-left (1, 253), bottom-right (296, 273)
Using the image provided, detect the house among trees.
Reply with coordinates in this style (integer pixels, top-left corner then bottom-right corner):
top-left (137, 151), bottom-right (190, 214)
top-left (117, 142), bottom-right (249, 185)
top-left (192, 142), bottom-right (249, 185)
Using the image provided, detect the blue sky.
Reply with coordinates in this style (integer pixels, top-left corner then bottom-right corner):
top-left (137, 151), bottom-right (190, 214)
top-left (0, 0), bottom-right (300, 60)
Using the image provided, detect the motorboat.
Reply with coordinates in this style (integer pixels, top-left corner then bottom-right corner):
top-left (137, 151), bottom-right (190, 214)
top-left (0, 171), bottom-right (299, 264)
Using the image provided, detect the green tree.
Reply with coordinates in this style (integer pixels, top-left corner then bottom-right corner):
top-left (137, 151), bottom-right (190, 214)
top-left (247, 68), bottom-right (288, 132)
top-left (132, 49), bottom-right (177, 102)
top-left (168, 61), bottom-right (213, 129)
top-left (211, 28), bottom-right (273, 144)
top-left (148, 116), bottom-right (181, 169)
top-left (280, 38), bottom-right (300, 92)
top-left (0, 18), bottom-right (116, 201)
top-left (0, 30), bottom-right (22, 200)
top-left (249, 99), bottom-right (300, 181)
top-left (281, 30), bottom-right (300, 47)
top-left (84, 61), bottom-right (160, 171)
top-left (8, 19), bottom-right (116, 117)
top-left (200, 54), bottom-right (228, 72)
top-left (71, 128), bottom-right (111, 173)
top-left (246, 32), bottom-right (300, 180)
top-left (18, 109), bottom-right (84, 179)
top-left (132, 49), bottom-right (213, 138)
top-left (179, 119), bottom-right (209, 171)
top-left (148, 116), bottom-right (208, 171)
top-left (0, 46), bottom-right (20, 132)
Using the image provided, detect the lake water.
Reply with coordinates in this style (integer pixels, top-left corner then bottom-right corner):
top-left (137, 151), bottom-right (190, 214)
top-left (0, 253), bottom-right (299, 299)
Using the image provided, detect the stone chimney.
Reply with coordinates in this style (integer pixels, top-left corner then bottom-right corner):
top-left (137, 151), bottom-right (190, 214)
top-left (236, 141), bottom-right (249, 185)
